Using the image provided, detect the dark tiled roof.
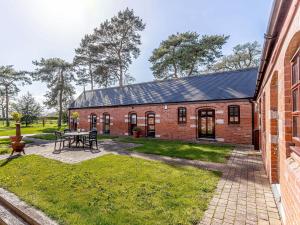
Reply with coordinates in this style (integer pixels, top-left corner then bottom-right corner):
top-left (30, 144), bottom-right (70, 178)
top-left (69, 68), bottom-right (258, 109)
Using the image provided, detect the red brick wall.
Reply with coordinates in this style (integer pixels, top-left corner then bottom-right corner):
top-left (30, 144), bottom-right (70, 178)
top-left (255, 1), bottom-right (300, 224)
top-left (69, 100), bottom-right (253, 145)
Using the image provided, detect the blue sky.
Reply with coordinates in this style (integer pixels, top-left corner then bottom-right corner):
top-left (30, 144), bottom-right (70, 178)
top-left (0, 0), bottom-right (273, 107)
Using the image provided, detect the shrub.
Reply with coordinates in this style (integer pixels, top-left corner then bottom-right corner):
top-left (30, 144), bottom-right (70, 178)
top-left (11, 112), bottom-right (22, 123)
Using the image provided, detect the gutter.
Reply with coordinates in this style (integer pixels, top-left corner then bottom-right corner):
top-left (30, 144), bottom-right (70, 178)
top-left (68, 97), bottom-right (254, 110)
top-left (254, 0), bottom-right (292, 99)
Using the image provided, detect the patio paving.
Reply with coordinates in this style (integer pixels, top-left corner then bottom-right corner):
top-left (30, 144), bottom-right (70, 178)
top-left (198, 147), bottom-right (282, 225)
top-left (23, 140), bottom-right (139, 164)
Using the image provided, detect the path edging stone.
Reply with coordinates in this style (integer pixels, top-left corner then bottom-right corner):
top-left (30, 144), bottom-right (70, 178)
top-left (0, 188), bottom-right (57, 225)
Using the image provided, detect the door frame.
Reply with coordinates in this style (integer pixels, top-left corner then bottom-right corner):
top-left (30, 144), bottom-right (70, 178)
top-left (90, 113), bottom-right (97, 130)
top-left (103, 113), bottom-right (110, 134)
top-left (198, 109), bottom-right (215, 139)
top-left (128, 112), bottom-right (137, 135)
top-left (145, 112), bottom-right (155, 137)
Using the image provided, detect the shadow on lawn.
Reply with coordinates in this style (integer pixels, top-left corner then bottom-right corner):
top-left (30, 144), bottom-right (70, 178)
top-left (0, 154), bottom-right (22, 167)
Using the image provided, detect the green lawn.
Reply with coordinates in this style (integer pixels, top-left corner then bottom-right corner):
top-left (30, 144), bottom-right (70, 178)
top-left (30, 133), bottom-right (57, 140)
top-left (0, 155), bottom-right (220, 225)
top-left (0, 123), bottom-right (67, 136)
top-left (29, 135), bottom-right (232, 163)
top-left (118, 137), bottom-right (233, 163)
top-left (0, 138), bottom-right (32, 155)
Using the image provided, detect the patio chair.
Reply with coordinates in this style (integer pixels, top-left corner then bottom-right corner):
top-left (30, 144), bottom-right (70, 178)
top-left (83, 130), bottom-right (98, 150)
top-left (54, 131), bottom-right (69, 152)
top-left (64, 129), bottom-right (71, 133)
top-left (63, 129), bottom-right (73, 147)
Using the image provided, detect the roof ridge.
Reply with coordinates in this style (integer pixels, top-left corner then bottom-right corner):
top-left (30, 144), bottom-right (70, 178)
top-left (84, 67), bottom-right (258, 93)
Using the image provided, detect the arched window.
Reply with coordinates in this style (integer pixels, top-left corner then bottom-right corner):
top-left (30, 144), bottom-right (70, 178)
top-left (71, 119), bottom-right (77, 131)
top-left (146, 112), bottom-right (155, 137)
top-left (128, 113), bottom-right (137, 135)
top-left (292, 50), bottom-right (300, 141)
top-left (228, 105), bottom-right (240, 124)
top-left (178, 107), bottom-right (187, 124)
top-left (90, 113), bottom-right (97, 130)
top-left (103, 113), bottom-right (110, 134)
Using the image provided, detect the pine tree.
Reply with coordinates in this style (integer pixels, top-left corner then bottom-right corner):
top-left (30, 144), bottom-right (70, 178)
top-left (93, 8), bottom-right (145, 86)
top-left (32, 58), bottom-right (75, 128)
top-left (149, 32), bottom-right (228, 80)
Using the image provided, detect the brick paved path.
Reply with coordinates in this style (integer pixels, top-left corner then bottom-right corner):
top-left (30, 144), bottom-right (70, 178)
top-left (199, 148), bottom-right (282, 225)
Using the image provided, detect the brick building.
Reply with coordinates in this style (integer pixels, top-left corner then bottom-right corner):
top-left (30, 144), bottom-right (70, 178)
top-left (69, 68), bottom-right (257, 145)
top-left (69, 0), bottom-right (300, 223)
top-left (254, 0), bottom-right (300, 224)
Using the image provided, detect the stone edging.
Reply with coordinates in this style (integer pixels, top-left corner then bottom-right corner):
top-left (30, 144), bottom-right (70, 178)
top-left (0, 188), bottom-right (58, 225)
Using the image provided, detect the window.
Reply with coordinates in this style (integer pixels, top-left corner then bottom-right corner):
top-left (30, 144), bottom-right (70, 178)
top-left (178, 107), bottom-right (187, 124)
top-left (128, 113), bottom-right (137, 135)
top-left (292, 51), bottom-right (300, 141)
top-left (71, 119), bottom-right (77, 131)
top-left (262, 93), bottom-right (266, 132)
top-left (146, 112), bottom-right (155, 137)
top-left (90, 114), bottom-right (97, 130)
top-left (103, 113), bottom-right (110, 134)
top-left (228, 105), bottom-right (240, 124)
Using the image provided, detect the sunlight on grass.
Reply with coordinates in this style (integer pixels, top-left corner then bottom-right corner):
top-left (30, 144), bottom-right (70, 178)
top-left (117, 137), bottom-right (233, 163)
top-left (0, 155), bottom-right (220, 225)
top-left (0, 123), bottom-right (67, 136)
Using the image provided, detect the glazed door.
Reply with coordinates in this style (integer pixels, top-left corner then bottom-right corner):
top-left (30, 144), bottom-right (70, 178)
top-left (129, 113), bottom-right (137, 135)
top-left (146, 113), bottom-right (155, 137)
top-left (103, 114), bottom-right (110, 134)
top-left (90, 114), bottom-right (97, 130)
top-left (198, 109), bottom-right (215, 138)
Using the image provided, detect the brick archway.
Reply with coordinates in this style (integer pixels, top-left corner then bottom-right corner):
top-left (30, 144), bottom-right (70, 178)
top-left (284, 31), bottom-right (300, 157)
top-left (270, 72), bottom-right (279, 183)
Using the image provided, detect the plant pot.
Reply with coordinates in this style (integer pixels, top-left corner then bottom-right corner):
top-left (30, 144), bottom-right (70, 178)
top-left (133, 131), bottom-right (140, 138)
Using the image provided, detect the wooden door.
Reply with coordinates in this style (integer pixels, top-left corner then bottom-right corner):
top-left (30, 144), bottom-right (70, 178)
top-left (198, 109), bottom-right (215, 138)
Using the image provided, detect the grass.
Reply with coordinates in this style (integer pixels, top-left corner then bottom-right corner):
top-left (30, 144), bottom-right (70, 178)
top-left (0, 123), bottom-right (67, 136)
top-left (117, 137), bottom-right (233, 163)
top-left (29, 135), bottom-right (233, 163)
top-left (0, 138), bottom-right (32, 155)
top-left (97, 134), bottom-right (119, 140)
top-left (30, 133), bottom-right (57, 140)
top-left (0, 155), bottom-right (220, 225)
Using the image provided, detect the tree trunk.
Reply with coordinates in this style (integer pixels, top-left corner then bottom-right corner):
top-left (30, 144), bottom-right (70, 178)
top-left (5, 86), bottom-right (9, 127)
top-left (188, 63), bottom-right (195, 76)
top-left (118, 50), bottom-right (123, 87)
top-left (173, 62), bottom-right (178, 78)
top-left (119, 68), bottom-right (123, 87)
top-left (1, 105), bottom-right (4, 120)
top-left (89, 62), bottom-right (94, 90)
top-left (58, 71), bottom-right (64, 128)
top-left (172, 49), bottom-right (178, 78)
